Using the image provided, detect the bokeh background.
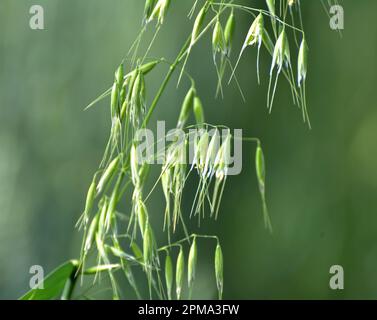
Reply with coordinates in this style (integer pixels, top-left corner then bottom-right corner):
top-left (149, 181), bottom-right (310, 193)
top-left (1, 0), bottom-right (376, 299)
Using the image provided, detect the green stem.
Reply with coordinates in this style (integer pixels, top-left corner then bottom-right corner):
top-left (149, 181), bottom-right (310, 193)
top-left (142, 37), bottom-right (191, 128)
top-left (158, 233), bottom-right (218, 252)
top-left (61, 266), bottom-right (79, 300)
top-left (142, 1), bottom-right (231, 128)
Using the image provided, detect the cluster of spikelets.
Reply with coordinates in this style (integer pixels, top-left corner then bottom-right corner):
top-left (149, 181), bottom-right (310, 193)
top-left (77, 60), bottom-right (229, 300)
top-left (75, 0), bottom-right (312, 300)
top-left (160, 125), bottom-right (233, 234)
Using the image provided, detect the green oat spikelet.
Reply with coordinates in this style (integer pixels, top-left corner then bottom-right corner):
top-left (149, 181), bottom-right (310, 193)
top-left (176, 247), bottom-right (185, 300)
top-left (188, 237), bottom-right (198, 290)
top-left (178, 5), bottom-right (207, 85)
top-left (77, 179), bottom-right (96, 230)
top-left (177, 86), bottom-right (195, 129)
top-left (229, 13), bottom-right (264, 84)
top-left (298, 37), bottom-right (308, 87)
top-left (224, 9), bottom-right (235, 56)
top-left (165, 253), bottom-right (173, 300)
top-left (96, 156), bottom-right (120, 194)
top-left (193, 96), bottom-right (205, 127)
top-left (214, 243), bottom-right (223, 300)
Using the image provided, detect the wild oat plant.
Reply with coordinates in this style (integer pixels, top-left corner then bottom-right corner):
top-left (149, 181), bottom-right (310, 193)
top-left (21, 0), bottom-right (334, 300)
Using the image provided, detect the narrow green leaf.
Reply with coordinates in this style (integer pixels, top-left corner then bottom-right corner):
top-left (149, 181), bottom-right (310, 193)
top-left (19, 260), bottom-right (79, 300)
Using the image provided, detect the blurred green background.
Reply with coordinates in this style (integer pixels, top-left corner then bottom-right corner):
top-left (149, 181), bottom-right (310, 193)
top-left (1, 0), bottom-right (376, 299)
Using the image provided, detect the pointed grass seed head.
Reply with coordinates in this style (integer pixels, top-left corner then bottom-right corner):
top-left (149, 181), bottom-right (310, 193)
top-left (125, 60), bottom-right (160, 82)
top-left (131, 72), bottom-right (145, 111)
top-left (271, 29), bottom-right (290, 74)
top-left (165, 253), bottom-right (173, 300)
top-left (191, 6), bottom-right (207, 46)
top-left (214, 131), bottom-right (231, 180)
top-left (196, 130), bottom-right (209, 172)
top-left (144, 0), bottom-right (156, 21)
top-left (298, 37), bottom-right (308, 87)
top-left (188, 237), bottom-right (198, 289)
top-left (110, 82), bottom-right (119, 118)
top-left (193, 96), bottom-right (205, 126)
top-left (176, 247), bottom-right (185, 300)
top-left (110, 63), bottom-right (124, 118)
top-left (98, 199), bottom-right (108, 239)
top-left (137, 60), bottom-right (160, 75)
top-left (83, 180), bottom-right (96, 224)
top-left (149, 0), bottom-right (170, 25)
top-left (115, 63), bottom-right (124, 86)
top-left (142, 221), bottom-right (152, 269)
top-left (215, 243), bottom-right (223, 299)
top-left (104, 190), bottom-right (118, 232)
top-left (130, 144), bottom-right (140, 187)
top-left (110, 116), bottom-right (121, 146)
top-left (224, 9), bottom-right (235, 55)
top-left (244, 13), bottom-right (264, 48)
top-left (212, 19), bottom-right (225, 55)
top-left (137, 199), bottom-right (148, 238)
top-left (177, 87), bottom-right (195, 129)
top-left (96, 156), bottom-right (120, 194)
top-left (203, 129), bottom-right (220, 177)
top-left (84, 213), bottom-right (99, 253)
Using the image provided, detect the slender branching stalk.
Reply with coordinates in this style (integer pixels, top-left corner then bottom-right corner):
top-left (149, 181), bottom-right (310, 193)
top-left (22, 0), bottom-right (328, 301)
